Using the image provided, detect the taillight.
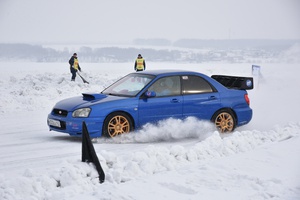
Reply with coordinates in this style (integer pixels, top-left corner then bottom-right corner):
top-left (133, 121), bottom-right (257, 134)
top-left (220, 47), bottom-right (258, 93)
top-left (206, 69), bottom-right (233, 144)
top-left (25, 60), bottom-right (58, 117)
top-left (244, 94), bottom-right (250, 105)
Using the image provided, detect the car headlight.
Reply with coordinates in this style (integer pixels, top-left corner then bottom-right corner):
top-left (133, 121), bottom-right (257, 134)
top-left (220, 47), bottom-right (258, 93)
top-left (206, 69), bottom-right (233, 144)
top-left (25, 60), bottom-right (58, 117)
top-left (72, 108), bottom-right (91, 118)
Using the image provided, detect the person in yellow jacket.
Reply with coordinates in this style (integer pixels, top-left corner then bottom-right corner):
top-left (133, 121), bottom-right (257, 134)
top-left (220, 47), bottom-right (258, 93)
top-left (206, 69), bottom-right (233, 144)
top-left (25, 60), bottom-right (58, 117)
top-left (134, 54), bottom-right (146, 71)
top-left (69, 53), bottom-right (81, 81)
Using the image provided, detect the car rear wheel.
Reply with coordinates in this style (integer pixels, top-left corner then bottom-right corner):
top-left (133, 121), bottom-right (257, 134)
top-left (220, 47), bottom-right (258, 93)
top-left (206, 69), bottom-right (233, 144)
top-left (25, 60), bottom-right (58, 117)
top-left (213, 110), bottom-right (236, 133)
top-left (103, 112), bottom-right (133, 137)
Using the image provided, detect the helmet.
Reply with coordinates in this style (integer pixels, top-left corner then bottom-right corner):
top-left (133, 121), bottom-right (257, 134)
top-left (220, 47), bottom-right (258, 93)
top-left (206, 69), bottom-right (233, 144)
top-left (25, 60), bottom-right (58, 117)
top-left (165, 78), bottom-right (173, 88)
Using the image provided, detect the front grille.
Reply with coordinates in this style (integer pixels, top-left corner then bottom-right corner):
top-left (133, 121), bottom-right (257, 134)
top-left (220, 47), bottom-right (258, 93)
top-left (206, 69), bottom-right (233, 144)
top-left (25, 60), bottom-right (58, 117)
top-left (60, 121), bottom-right (66, 129)
top-left (53, 109), bottom-right (68, 117)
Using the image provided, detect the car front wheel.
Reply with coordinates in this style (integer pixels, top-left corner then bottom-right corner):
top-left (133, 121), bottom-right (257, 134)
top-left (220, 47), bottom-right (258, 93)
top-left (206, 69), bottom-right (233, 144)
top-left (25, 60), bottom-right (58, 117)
top-left (213, 110), bottom-right (236, 133)
top-left (102, 112), bottom-right (133, 137)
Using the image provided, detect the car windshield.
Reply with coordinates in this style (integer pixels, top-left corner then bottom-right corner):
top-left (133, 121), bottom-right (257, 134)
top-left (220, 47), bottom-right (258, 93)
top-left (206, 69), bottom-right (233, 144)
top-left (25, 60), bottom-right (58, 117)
top-left (102, 73), bottom-right (155, 97)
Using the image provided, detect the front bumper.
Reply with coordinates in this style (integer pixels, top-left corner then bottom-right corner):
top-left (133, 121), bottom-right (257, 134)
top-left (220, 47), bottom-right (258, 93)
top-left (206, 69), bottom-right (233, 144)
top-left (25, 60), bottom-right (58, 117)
top-left (47, 113), bottom-right (104, 138)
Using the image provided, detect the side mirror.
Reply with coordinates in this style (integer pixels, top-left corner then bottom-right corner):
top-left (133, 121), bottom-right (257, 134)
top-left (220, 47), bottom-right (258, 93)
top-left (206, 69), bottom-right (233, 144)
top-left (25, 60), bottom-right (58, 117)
top-left (144, 91), bottom-right (156, 98)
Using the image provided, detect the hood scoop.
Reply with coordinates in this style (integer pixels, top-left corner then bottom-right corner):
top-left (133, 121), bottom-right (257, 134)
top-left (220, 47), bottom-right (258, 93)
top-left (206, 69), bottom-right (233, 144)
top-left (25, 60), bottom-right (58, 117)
top-left (82, 93), bottom-right (107, 100)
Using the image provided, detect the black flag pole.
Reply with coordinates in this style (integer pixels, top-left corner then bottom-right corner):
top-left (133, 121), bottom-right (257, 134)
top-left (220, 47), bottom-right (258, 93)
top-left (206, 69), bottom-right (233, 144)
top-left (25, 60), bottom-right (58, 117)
top-left (82, 121), bottom-right (105, 183)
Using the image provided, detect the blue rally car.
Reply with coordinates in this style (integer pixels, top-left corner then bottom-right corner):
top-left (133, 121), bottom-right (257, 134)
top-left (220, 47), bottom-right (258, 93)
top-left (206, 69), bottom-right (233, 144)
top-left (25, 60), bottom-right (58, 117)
top-left (47, 70), bottom-right (253, 138)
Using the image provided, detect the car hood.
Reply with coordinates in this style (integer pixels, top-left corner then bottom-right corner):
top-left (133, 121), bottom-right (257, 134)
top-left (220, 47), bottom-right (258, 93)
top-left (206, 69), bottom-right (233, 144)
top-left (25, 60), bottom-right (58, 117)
top-left (54, 93), bottom-right (129, 111)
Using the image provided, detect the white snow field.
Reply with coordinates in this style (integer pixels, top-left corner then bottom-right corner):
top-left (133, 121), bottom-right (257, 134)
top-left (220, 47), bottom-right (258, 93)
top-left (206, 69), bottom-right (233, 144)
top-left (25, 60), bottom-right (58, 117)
top-left (0, 62), bottom-right (300, 200)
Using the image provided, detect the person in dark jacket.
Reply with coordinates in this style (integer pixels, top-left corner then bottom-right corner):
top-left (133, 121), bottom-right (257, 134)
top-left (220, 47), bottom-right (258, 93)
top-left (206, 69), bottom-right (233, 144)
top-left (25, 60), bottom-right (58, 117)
top-left (69, 53), bottom-right (81, 81)
top-left (134, 54), bottom-right (146, 71)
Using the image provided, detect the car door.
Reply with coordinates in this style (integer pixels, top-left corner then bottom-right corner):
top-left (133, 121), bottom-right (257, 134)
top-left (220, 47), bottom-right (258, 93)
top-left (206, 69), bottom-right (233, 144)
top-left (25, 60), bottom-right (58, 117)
top-left (181, 75), bottom-right (221, 120)
top-left (138, 76), bottom-right (183, 126)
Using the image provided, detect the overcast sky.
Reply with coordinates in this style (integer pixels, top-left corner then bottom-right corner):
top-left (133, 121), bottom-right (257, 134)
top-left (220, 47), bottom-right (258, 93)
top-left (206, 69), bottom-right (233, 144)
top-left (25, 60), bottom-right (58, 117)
top-left (0, 0), bottom-right (299, 44)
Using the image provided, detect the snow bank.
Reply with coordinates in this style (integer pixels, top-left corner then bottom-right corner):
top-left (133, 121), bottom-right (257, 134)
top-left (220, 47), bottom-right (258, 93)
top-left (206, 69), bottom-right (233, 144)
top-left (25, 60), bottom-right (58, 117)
top-left (1, 122), bottom-right (299, 200)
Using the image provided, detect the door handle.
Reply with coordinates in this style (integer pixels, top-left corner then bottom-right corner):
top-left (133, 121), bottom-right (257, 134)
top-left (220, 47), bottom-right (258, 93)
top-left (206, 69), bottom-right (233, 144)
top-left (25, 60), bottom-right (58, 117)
top-left (170, 98), bottom-right (180, 103)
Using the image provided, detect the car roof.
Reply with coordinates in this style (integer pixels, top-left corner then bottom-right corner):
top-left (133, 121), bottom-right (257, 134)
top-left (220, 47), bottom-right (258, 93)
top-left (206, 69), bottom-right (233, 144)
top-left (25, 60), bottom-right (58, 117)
top-left (134, 69), bottom-right (202, 76)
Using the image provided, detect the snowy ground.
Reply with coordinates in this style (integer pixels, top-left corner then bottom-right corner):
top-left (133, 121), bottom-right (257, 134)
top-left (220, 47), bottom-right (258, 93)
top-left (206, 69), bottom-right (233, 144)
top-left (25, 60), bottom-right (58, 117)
top-left (0, 62), bottom-right (300, 200)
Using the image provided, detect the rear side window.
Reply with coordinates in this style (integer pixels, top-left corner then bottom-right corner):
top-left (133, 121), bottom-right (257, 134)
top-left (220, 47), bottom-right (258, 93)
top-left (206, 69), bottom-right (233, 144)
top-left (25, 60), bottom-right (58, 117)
top-left (182, 75), bottom-right (214, 94)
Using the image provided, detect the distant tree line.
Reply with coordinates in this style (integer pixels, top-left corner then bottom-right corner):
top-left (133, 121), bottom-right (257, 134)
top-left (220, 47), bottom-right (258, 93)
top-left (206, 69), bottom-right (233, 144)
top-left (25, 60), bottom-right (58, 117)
top-left (0, 43), bottom-right (183, 63)
top-left (0, 39), bottom-right (299, 63)
top-left (133, 38), bottom-right (299, 50)
top-left (173, 39), bottom-right (299, 50)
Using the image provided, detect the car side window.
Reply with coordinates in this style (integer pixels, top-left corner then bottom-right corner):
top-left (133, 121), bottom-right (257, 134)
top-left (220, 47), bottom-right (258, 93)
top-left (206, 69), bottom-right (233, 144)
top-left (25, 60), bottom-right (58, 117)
top-left (148, 76), bottom-right (181, 97)
top-left (182, 75), bottom-right (214, 94)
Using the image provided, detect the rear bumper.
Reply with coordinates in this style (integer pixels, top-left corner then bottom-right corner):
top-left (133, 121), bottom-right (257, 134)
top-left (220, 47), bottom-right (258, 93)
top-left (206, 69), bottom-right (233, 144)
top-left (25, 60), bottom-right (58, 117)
top-left (47, 114), bottom-right (104, 138)
top-left (235, 107), bottom-right (252, 126)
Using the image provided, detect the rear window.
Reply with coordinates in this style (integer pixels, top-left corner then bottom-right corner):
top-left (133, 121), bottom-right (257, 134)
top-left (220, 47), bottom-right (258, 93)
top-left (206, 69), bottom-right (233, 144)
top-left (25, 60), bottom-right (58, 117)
top-left (182, 75), bottom-right (214, 94)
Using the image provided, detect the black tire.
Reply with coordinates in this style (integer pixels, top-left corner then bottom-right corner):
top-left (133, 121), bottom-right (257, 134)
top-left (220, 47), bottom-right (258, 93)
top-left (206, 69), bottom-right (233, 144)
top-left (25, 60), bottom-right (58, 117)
top-left (212, 109), bottom-right (236, 133)
top-left (102, 112), bottom-right (133, 137)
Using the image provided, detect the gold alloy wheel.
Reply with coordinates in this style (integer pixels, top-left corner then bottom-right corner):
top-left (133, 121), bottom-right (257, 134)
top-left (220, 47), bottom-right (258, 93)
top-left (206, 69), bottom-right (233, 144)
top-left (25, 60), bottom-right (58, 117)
top-left (214, 112), bottom-right (234, 133)
top-left (107, 115), bottom-right (130, 137)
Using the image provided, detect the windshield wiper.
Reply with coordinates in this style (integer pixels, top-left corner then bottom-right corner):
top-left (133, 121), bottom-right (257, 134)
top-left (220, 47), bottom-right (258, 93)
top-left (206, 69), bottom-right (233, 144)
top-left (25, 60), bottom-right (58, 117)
top-left (102, 92), bottom-right (134, 97)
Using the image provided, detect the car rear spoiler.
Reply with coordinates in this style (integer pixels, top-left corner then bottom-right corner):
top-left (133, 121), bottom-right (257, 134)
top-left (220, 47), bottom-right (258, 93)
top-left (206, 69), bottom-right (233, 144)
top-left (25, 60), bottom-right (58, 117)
top-left (211, 75), bottom-right (254, 90)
